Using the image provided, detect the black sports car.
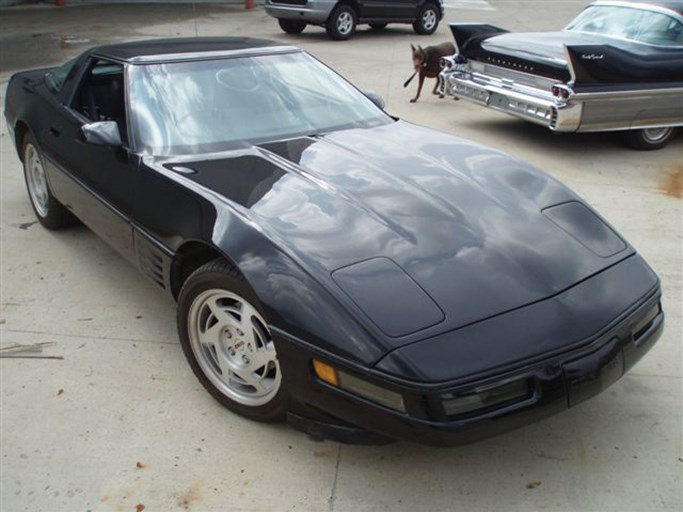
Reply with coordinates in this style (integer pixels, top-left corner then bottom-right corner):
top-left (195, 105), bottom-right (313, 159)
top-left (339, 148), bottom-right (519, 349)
top-left (4, 38), bottom-right (664, 445)
top-left (440, 0), bottom-right (683, 150)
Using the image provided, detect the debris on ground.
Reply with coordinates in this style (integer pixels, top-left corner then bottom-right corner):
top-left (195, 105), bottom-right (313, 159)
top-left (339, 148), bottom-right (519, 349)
top-left (0, 342), bottom-right (63, 360)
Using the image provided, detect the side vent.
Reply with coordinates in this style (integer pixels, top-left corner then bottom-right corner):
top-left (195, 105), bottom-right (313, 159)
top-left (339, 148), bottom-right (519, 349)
top-left (134, 230), bottom-right (171, 290)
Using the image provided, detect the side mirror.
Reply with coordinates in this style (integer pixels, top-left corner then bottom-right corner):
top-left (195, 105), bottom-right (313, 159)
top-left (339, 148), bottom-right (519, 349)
top-left (365, 91), bottom-right (386, 110)
top-left (82, 121), bottom-right (122, 147)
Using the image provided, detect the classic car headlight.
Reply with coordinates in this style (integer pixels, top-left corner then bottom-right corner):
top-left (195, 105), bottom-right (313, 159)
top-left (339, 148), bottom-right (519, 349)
top-left (313, 359), bottom-right (406, 413)
top-left (441, 379), bottom-right (530, 417)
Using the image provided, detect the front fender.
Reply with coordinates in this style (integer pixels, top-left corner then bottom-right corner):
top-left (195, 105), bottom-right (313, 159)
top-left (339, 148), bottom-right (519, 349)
top-left (209, 209), bottom-right (388, 366)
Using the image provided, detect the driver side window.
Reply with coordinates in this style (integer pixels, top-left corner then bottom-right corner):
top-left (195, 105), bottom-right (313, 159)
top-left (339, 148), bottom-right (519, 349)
top-left (72, 58), bottom-right (128, 143)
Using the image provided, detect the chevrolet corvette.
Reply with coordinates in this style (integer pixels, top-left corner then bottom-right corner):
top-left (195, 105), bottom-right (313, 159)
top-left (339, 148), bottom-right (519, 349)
top-left (4, 38), bottom-right (664, 445)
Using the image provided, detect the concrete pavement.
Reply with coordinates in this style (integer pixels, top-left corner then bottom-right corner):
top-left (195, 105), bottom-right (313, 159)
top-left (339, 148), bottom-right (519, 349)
top-left (1, 2), bottom-right (681, 511)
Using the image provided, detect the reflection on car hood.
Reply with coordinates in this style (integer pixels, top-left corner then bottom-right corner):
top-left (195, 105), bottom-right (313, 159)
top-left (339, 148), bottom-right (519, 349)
top-left (481, 30), bottom-right (637, 65)
top-left (164, 121), bottom-right (633, 340)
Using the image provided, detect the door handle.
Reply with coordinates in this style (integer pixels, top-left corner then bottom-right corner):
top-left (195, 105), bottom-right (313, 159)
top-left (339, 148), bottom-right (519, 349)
top-left (49, 127), bottom-right (60, 137)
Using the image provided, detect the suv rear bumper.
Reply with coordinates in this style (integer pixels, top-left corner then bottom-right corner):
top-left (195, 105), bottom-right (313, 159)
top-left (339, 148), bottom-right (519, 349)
top-left (265, 0), bottom-right (336, 24)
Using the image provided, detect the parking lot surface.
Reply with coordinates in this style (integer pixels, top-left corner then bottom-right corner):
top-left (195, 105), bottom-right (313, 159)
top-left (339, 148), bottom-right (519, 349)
top-left (1, 2), bottom-right (681, 511)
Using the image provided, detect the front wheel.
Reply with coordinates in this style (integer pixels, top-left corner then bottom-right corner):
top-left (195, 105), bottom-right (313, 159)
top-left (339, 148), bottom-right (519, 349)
top-left (177, 259), bottom-right (287, 422)
top-left (413, 3), bottom-right (439, 35)
top-left (623, 127), bottom-right (676, 150)
top-left (278, 18), bottom-right (306, 34)
top-left (327, 4), bottom-right (356, 40)
top-left (22, 133), bottom-right (75, 229)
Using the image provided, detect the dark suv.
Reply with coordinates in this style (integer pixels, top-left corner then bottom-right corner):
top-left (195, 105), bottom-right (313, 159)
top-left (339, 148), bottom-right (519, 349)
top-left (265, 0), bottom-right (445, 40)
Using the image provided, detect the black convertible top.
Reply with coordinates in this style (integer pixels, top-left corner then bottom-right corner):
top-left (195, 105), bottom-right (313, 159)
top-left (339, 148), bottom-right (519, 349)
top-left (92, 37), bottom-right (281, 63)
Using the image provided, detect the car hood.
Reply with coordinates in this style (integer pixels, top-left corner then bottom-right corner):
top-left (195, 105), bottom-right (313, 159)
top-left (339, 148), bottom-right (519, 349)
top-left (160, 121), bottom-right (632, 345)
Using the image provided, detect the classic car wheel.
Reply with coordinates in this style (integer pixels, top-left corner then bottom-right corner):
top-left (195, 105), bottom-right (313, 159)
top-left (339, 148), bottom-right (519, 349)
top-left (178, 259), bottom-right (286, 422)
top-left (413, 3), bottom-right (439, 35)
top-left (327, 5), bottom-right (356, 40)
top-left (369, 23), bottom-right (387, 30)
top-left (22, 134), bottom-right (75, 229)
top-left (624, 127), bottom-right (676, 150)
top-left (278, 19), bottom-right (307, 35)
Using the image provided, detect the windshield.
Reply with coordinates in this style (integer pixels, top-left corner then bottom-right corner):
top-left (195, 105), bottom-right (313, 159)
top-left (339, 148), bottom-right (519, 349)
top-left (45, 57), bottom-right (77, 94)
top-left (566, 5), bottom-right (683, 46)
top-left (128, 51), bottom-right (391, 155)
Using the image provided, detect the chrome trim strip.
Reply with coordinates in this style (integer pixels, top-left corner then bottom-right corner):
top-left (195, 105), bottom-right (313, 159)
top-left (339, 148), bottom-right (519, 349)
top-left (572, 86), bottom-right (683, 100)
top-left (563, 46), bottom-right (577, 86)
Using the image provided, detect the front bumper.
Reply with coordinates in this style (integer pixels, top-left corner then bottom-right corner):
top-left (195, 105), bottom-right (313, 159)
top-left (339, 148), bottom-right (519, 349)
top-left (275, 288), bottom-right (663, 446)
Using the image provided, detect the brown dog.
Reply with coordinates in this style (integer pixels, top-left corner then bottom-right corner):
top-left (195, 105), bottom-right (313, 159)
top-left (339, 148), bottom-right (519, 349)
top-left (406, 42), bottom-right (456, 103)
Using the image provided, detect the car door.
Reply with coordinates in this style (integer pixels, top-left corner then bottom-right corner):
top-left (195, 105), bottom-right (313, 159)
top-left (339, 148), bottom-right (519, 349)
top-left (357, 0), bottom-right (387, 19)
top-left (383, 0), bottom-right (419, 20)
top-left (43, 57), bottom-right (137, 263)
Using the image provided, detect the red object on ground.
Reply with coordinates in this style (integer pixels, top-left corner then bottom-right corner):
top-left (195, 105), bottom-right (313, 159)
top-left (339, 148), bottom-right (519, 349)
top-left (245, 0), bottom-right (254, 9)
top-left (55, 0), bottom-right (64, 6)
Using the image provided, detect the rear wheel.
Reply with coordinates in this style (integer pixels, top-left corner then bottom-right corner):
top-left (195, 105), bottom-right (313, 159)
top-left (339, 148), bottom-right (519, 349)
top-left (177, 259), bottom-right (286, 422)
top-left (278, 18), bottom-right (307, 34)
top-left (624, 127), bottom-right (676, 150)
top-left (413, 3), bottom-right (439, 35)
top-left (22, 133), bottom-right (75, 229)
top-left (327, 4), bottom-right (356, 40)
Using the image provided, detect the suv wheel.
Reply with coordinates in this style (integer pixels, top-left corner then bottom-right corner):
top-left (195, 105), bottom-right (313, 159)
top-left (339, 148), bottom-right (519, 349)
top-left (327, 4), bottom-right (356, 40)
top-left (278, 18), bottom-right (307, 34)
top-left (413, 3), bottom-right (439, 35)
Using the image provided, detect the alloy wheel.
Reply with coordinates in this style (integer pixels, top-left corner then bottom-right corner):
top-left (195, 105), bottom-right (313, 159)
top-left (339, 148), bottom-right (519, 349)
top-left (187, 289), bottom-right (281, 406)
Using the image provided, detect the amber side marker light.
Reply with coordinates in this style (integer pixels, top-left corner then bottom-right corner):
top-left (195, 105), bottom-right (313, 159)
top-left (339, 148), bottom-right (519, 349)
top-left (313, 359), bottom-right (339, 387)
top-left (312, 359), bottom-right (406, 413)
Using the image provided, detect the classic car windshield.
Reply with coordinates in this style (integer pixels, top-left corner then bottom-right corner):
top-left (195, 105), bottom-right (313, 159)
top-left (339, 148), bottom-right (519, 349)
top-left (566, 5), bottom-right (683, 46)
top-left (128, 51), bottom-right (391, 154)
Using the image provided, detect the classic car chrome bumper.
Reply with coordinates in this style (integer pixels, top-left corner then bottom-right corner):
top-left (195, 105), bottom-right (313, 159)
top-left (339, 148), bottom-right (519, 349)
top-left (442, 66), bottom-right (683, 133)
top-left (443, 69), bottom-right (583, 132)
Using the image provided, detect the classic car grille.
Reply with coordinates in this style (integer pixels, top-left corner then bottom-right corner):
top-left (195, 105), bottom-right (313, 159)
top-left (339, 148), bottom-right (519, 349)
top-left (471, 61), bottom-right (556, 91)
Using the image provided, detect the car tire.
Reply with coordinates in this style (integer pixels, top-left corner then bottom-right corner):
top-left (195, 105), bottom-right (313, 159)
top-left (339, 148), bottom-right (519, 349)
top-left (278, 18), bottom-right (307, 35)
top-left (327, 4), bottom-right (356, 41)
top-left (413, 3), bottom-right (439, 35)
top-left (177, 259), bottom-right (287, 422)
top-left (369, 23), bottom-right (387, 30)
top-left (624, 127), bottom-right (676, 150)
top-left (22, 133), bottom-right (75, 230)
